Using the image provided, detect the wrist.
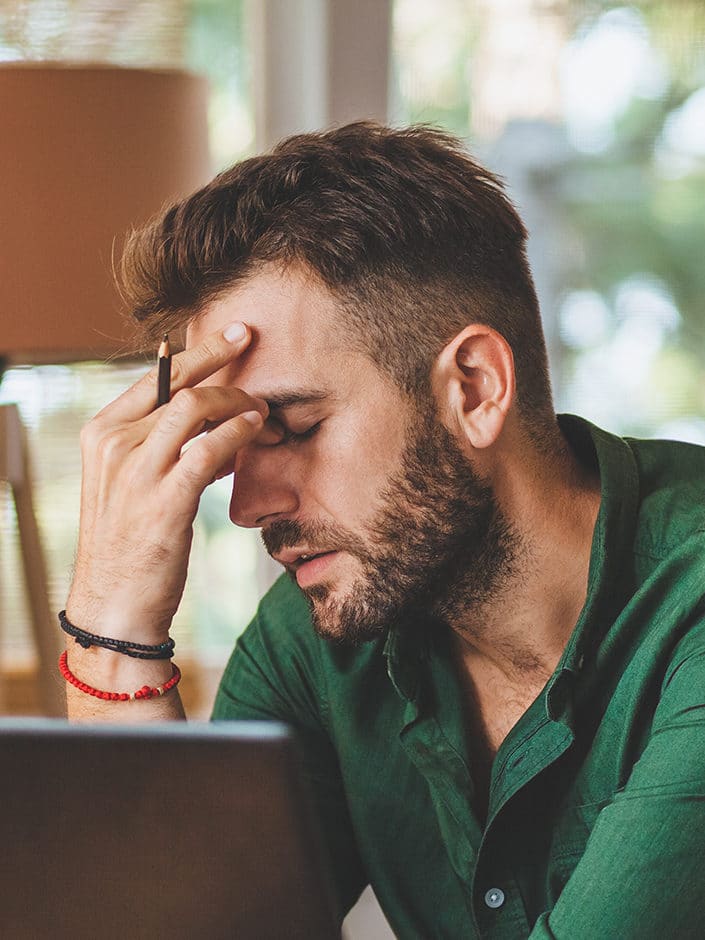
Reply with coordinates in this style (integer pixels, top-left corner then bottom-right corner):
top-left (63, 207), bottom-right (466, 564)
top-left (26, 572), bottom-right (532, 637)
top-left (65, 596), bottom-right (173, 647)
top-left (59, 610), bottom-right (175, 660)
top-left (62, 642), bottom-right (176, 689)
top-left (59, 650), bottom-right (180, 702)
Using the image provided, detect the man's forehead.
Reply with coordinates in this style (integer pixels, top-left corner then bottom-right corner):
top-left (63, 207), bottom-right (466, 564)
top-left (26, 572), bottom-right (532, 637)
top-left (189, 265), bottom-right (334, 341)
top-left (187, 265), bottom-right (349, 392)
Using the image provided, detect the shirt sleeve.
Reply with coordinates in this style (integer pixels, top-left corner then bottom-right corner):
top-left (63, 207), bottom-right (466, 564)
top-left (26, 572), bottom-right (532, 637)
top-left (529, 644), bottom-right (705, 939)
top-left (211, 590), bottom-right (368, 920)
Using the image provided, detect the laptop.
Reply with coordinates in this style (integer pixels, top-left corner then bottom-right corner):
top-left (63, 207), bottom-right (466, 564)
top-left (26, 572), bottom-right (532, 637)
top-left (0, 719), bottom-right (340, 939)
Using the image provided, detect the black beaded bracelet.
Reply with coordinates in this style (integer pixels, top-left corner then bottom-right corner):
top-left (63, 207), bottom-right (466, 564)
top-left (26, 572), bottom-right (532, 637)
top-left (58, 610), bottom-right (175, 660)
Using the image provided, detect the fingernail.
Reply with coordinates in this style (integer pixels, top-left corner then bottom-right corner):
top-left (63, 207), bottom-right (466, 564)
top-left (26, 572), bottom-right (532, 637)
top-left (223, 321), bottom-right (247, 342)
top-left (240, 410), bottom-right (263, 427)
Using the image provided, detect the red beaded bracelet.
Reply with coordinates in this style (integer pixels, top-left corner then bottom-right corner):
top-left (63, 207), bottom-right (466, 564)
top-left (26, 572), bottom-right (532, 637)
top-left (58, 651), bottom-right (181, 701)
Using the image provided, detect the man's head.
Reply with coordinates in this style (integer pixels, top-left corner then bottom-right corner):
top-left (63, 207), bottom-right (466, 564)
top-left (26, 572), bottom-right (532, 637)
top-left (121, 122), bottom-right (558, 643)
top-left (122, 121), bottom-right (554, 438)
top-left (260, 395), bottom-right (520, 646)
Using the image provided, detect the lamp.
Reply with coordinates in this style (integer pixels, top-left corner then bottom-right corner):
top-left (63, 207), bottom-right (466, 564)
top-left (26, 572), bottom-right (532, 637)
top-left (0, 64), bottom-right (211, 714)
top-left (0, 64), bottom-right (210, 361)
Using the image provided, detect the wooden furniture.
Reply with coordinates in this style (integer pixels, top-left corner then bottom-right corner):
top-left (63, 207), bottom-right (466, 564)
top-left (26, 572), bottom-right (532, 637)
top-left (0, 403), bottom-right (64, 715)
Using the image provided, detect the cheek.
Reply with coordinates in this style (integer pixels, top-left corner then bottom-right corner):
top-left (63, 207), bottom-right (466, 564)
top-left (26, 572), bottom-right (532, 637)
top-left (304, 424), bottom-right (403, 522)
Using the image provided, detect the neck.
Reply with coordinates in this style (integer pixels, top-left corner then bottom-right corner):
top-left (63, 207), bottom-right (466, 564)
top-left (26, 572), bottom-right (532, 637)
top-left (449, 432), bottom-right (601, 684)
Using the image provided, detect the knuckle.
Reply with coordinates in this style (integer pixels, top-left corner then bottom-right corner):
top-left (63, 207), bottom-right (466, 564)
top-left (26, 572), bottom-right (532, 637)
top-left (184, 448), bottom-right (212, 479)
top-left (178, 452), bottom-right (214, 491)
top-left (94, 428), bottom-right (127, 464)
top-left (79, 418), bottom-right (101, 451)
top-left (167, 356), bottom-right (185, 387)
top-left (168, 386), bottom-right (201, 415)
top-left (80, 416), bottom-right (119, 457)
top-left (196, 337), bottom-right (220, 362)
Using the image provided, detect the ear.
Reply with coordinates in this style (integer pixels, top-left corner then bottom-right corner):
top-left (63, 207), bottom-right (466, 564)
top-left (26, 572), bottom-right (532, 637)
top-left (431, 325), bottom-right (516, 449)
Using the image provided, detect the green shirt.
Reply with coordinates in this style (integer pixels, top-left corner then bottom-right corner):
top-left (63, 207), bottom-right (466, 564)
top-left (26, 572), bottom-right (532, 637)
top-left (212, 415), bottom-right (705, 939)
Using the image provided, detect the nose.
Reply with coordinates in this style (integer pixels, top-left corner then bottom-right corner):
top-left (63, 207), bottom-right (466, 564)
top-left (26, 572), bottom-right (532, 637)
top-left (228, 443), bottom-right (299, 528)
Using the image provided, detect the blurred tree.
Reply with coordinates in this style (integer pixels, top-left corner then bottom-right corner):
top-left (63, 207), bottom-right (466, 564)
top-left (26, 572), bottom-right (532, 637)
top-left (558, 2), bottom-right (705, 435)
top-left (391, 0), bottom-right (705, 437)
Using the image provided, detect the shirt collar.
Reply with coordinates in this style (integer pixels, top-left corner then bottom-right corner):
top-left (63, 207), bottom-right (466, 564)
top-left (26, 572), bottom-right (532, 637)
top-left (545, 415), bottom-right (640, 721)
top-left (383, 617), bottom-right (427, 703)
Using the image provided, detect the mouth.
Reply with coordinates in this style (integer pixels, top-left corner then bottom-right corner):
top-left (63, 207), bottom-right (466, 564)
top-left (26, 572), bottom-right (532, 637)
top-left (272, 548), bottom-right (339, 588)
top-left (295, 551), bottom-right (338, 588)
top-left (296, 551), bottom-right (327, 564)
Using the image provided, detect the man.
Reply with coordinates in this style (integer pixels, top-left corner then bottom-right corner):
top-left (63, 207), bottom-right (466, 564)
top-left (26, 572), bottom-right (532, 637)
top-left (65, 123), bottom-right (705, 938)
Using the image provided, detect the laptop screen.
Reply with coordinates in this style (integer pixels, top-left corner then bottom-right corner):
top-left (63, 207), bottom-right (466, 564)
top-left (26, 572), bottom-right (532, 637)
top-left (0, 719), bottom-right (340, 939)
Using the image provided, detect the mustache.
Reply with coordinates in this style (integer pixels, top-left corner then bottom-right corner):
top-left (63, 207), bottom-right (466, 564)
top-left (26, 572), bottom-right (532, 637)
top-left (261, 519), bottom-right (306, 557)
top-left (262, 518), bottom-right (368, 561)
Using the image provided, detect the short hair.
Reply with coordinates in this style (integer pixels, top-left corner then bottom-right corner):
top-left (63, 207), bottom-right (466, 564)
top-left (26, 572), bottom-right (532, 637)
top-left (120, 121), bottom-right (555, 435)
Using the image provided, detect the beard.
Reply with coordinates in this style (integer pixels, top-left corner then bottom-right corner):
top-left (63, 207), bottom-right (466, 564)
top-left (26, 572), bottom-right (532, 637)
top-left (262, 408), bottom-right (520, 647)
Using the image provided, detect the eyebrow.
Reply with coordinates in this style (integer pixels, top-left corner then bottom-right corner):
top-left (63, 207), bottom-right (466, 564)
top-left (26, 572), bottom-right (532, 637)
top-left (256, 388), bottom-right (333, 412)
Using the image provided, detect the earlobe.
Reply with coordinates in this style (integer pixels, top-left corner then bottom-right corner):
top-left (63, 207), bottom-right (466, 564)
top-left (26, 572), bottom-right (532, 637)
top-left (433, 326), bottom-right (515, 450)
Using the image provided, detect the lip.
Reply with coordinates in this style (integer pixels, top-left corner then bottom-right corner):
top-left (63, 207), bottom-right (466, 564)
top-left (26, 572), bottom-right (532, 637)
top-left (295, 551), bottom-right (338, 589)
top-left (273, 547), bottom-right (322, 567)
top-left (272, 548), bottom-right (307, 566)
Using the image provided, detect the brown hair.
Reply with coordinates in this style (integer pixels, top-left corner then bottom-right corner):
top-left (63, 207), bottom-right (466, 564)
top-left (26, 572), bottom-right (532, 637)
top-left (120, 121), bottom-right (555, 433)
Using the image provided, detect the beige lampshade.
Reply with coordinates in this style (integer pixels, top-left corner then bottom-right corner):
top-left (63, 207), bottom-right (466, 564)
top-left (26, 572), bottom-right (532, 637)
top-left (0, 64), bottom-right (211, 363)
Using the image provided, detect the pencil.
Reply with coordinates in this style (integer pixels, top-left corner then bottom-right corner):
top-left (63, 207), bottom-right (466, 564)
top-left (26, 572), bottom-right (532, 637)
top-left (157, 334), bottom-right (171, 407)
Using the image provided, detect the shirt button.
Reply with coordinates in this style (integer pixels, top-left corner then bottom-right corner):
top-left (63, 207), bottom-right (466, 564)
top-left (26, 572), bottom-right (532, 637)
top-left (484, 888), bottom-right (505, 909)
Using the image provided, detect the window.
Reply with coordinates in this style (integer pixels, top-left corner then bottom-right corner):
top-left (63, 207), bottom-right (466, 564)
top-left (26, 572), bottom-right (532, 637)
top-left (391, 0), bottom-right (705, 440)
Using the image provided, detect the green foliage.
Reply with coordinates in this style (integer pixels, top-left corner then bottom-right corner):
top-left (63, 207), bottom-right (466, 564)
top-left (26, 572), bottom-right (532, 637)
top-left (557, 3), bottom-right (705, 432)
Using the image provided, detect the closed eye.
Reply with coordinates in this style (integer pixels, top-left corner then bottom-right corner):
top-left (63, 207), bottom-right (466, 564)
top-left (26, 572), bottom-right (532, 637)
top-left (269, 418), bottom-right (323, 446)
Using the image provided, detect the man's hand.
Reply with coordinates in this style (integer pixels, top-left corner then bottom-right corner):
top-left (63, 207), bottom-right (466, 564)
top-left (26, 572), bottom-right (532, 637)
top-left (64, 320), bottom-right (266, 719)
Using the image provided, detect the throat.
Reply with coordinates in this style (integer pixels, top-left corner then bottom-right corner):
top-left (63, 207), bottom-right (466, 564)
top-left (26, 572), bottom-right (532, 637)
top-left (451, 638), bottom-right (551, 823)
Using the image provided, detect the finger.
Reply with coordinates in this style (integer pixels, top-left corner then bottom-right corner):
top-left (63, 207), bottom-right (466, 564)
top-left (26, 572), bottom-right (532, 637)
top-left (170, 410), bottom-right (264, 495)
top-left (210, 416), bottom-right (285, 480)
top-left (97, 321), bottom-right (253, 424)
top-left (254, 417), bottom-right (287, 446)
top-left (142, 386), bottom-right (269, 474)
